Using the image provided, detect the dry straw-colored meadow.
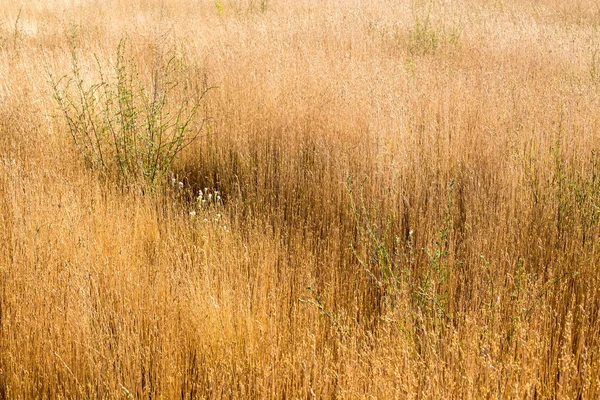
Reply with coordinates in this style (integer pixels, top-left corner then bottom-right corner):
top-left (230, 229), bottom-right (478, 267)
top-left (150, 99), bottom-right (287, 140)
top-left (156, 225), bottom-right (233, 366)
top-left (1, 0), bottom-right (600, 398)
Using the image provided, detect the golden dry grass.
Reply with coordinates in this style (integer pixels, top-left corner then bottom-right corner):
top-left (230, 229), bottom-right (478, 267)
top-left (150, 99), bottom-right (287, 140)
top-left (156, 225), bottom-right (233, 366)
top-left (1, 0), bottom-right (600, 398)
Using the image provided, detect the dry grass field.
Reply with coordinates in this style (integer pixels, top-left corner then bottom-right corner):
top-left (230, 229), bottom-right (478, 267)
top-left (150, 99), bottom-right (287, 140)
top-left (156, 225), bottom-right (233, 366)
top-left (1, 0), bottom-right (600, 398)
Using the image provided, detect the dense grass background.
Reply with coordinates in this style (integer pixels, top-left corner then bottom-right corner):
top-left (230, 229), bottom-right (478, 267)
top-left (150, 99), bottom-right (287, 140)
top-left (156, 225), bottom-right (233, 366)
top-left (1, 0), bottom-right (600, 397)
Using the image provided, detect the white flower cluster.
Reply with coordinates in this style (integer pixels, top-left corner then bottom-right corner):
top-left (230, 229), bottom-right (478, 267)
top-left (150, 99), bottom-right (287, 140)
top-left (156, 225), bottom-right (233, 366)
top-left (196, 187), bottom-right (222, 208)
top-left (172, 177), bottom-right (185, 188)
top-left (188, 187), bottom-right (229, 233)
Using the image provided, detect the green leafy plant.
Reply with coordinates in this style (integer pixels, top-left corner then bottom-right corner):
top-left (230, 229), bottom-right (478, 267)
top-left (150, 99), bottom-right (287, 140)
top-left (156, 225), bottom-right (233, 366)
top-left (551, 122), bottom-right (600, 246)
top-left (48, 38), bottom-right (213, 189)
top-left (215, 0), bottom-right (224, 15)
top-left (348, 177), bottom-right (459, 331)
top-left (348, 176), bottom-right (405, 302)
top-left (408, 13), bottom-right (439, 56)
top-left (417, 179), bottom-right (455, 327)
top-left (569, 151), bottom-right (600, 246)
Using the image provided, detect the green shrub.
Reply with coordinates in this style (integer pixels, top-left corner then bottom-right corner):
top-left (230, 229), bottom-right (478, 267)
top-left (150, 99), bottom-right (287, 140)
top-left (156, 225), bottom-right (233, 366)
top-left (49, 39), bottom-right (213, 189)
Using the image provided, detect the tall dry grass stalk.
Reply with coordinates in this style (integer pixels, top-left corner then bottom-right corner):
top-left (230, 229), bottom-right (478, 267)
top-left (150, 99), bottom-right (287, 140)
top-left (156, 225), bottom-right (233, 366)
top-left (1, 0), bottom-right (600, 397)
